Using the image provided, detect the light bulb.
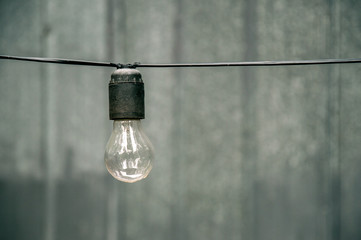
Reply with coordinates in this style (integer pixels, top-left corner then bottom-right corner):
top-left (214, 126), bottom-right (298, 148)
top-left (105, 119), bottom-right (154, 183)
top-left (105, 67), bottom-right (153, 182)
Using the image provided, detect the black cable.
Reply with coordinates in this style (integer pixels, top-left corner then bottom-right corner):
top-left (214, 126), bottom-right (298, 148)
top-left (0, 55), bottom-right (118, 68)
top-left (135, 58), bottom-right (361, 67)
top-left (1, 54), bottom-right (361, 68)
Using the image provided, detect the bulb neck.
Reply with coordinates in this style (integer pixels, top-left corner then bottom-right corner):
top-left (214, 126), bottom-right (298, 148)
top-left (112, 119), bottom-right (142, 130)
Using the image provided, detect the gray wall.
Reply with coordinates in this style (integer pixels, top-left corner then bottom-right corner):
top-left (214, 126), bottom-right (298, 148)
top-left (0, 0), bottom-right (360, 240)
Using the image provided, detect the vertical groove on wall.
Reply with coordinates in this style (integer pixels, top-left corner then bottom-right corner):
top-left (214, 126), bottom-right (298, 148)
top-left (327, 0), bottom-right (341, 240)
top-left (240, 0), bottom-right (259, 239)
top-left (40, 0), bottom-right (55, 239)
top-left (121, 0), bottom-right (128, 62)
top-left (171, 0), bottom-right (186, 239)
top-left (106, 0), bottom-right (114, 62)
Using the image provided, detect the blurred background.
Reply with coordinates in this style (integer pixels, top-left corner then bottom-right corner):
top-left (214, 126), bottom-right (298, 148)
top-left (0, 0), bottom-right (361, 239)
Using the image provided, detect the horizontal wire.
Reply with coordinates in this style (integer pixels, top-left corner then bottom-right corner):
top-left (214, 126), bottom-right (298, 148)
top-left (1, 54), bottom-right (361, 68)
top-left (0, 55), bottom-right (118, 68)
top-left (135, 58), bottom-right (361, 67)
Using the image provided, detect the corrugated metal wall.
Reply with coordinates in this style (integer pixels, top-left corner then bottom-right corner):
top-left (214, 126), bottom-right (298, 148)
top-left (0, 0), bottom-right (360, 239)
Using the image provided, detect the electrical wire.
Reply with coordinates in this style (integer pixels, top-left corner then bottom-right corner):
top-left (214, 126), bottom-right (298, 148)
top-left (135, 58), bottom-right (361, 67)
top-left (0, 55), bottom-right (118, 68)
top-left (1, 54), bottom-right (361, 68)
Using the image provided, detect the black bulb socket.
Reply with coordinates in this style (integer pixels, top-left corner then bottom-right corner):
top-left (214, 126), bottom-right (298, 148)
top-left (108, 68), bottom-right (145, 120)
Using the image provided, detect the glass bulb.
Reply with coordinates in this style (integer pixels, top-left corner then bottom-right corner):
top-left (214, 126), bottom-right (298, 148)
top-left (104, 120), bottom-right (154, 183)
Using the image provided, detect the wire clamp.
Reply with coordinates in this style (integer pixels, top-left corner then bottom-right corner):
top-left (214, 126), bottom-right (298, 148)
top-left (115, 62), bottom-right (140, 69)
